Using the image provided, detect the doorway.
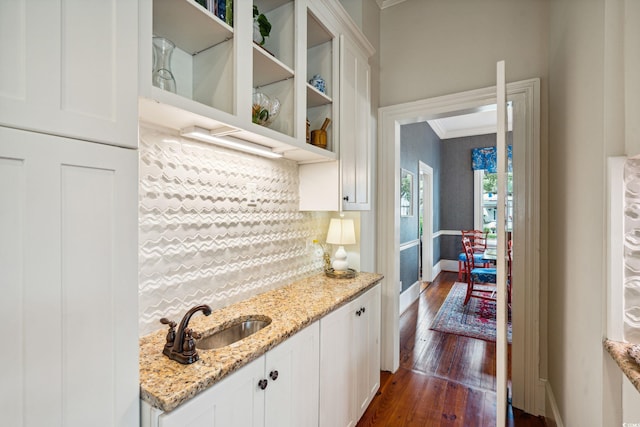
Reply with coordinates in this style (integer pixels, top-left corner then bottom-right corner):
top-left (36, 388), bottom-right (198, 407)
top-left (377, 79), bottom-right (542, 415)
top-left (419, 161), bottom-right (433, 283)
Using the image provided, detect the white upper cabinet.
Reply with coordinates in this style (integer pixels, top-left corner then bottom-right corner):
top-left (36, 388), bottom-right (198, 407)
top-left (0, 0), bottom-right (138, 148)
top-left (137, 0), bottom-right (374, 191)
top-left (138, 0), bottom-right (336, 163)
top-left (299, 0), bottom-right (374, 211)
top-left (339, 34), bottom-right (371, 210)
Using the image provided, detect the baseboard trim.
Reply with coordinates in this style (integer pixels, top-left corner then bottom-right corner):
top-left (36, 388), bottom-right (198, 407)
top-left (439, 259), bottom-right (459, 274)
top-left (399, 280), bottom-right (421, 314)
top-left (431, 261), bottom-right (442, 280)
top-left (544, 380), bottom-right (564, 427)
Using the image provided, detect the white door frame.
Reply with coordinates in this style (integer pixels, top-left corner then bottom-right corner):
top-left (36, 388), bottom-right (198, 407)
top-left (419, 161), bottom-right (434, 282)
top-left (377, 79), bottom-right (543, 415)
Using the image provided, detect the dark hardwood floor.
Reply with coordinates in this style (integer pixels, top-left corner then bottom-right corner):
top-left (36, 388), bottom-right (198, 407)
top-left (357, 271), bottom-right (546, 427)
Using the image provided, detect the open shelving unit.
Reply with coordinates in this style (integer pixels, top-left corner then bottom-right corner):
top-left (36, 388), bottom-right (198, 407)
top-left (140, 0), bottom-right (338, 163)
top-left (306, 8), bottom-right (336, 152)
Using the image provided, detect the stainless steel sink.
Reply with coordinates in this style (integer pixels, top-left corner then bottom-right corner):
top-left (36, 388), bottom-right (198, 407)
top-left (196, 316), bottom-right (272, 350)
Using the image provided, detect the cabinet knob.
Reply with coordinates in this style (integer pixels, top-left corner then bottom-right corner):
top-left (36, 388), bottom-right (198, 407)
top-left (269, 370), bottom-right (279, 381)
top-left (356, 309), bottom-right (362, 316)
top-left (258, 379), bottom-right (268, 390)
top-left (361, 306), bottom-right (366, 314)
top-left (343, 195), bottom-right (350, 202)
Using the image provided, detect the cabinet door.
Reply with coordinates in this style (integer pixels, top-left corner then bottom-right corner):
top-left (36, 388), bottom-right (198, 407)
top-left (0, 0), bottom-right (138, 148)
top-left (353, 284), bottom-right (381, 418)
top-left (319, 300), bottom-right (356, 427)
top-left (265, 322), bottom-right (320, 427)
top-left (339, 35), bottom-right (371, 211)
top-left (0, 126), bottom-right (139, 427)
top-left (158, 356), bottom-right (265, 427)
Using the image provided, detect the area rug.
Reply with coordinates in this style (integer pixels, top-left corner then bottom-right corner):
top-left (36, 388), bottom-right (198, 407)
top-left (429, 282), bottom-right (512, 343)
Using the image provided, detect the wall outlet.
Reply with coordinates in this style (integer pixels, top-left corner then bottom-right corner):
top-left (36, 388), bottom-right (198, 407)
top-left (246, 183), bottom-right (257, 207)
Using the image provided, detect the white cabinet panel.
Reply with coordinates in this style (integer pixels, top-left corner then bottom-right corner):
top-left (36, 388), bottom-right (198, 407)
top-left (0, 0), bottom-right (27, 102)
top-left (61, 165), bottom-right (120, 426)
top-left (158, 357), bottom-right (264, 427)
top-left (354, 284), bottom-right (381, 418)
top-left (319, 283), bottom-right (381, 427)
top-left (339, 34), bottom-right (371, 211)
top-left (0, 126), bottom-right (139, 427)
top-left (298, 161), bottom-right (340, 212)
top-left (0, 0), bottom-right (138, 148)
top-left (265, 322), bottom-right (320, 427)
top-left (0, 156), bottom-right (26, 426)
top-left (319, 300), bottom-right (356, 427)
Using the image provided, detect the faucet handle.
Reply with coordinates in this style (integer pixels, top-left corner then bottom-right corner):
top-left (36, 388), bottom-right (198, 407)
top-left (182, 328), bottom-right (199, 360)
top-left (160, 317), bottom-right (176, 327)
top-left (160, 318), bottom-right (177, 349)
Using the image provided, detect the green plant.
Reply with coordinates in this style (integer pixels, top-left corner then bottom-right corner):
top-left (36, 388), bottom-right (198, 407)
top-left (253, 5), bottom-right (271, 45)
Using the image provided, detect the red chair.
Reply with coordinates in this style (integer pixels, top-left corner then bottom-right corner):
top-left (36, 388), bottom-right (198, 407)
top-left (462, 237), bottom-right (497, 305)
top-left (457, 230), bottom-right (489, 281)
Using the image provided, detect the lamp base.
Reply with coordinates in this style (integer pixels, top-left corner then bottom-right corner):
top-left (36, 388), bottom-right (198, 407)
top-left (324, 268), bottom-right (357, 279)
top-left (332, 245), bottom-right (349, 271)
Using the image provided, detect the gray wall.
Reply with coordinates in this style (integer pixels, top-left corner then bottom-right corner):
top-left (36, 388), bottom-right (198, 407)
top-left (399, 122), bottom-right (440, 291)
top-left (439, 133), bottom-right (509, 260)
top-left (400, 126), bottom-right (513, 283)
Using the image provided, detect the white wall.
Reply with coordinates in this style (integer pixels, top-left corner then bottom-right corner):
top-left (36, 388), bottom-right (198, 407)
top-left (379, 0), bottom-right (639, 424)
top-left (547, 1), bottom-right (606, 423)
top-left (379, 0), bottom-right (550, 409)
top-left (378, 3), bottom-right (550, 351)
top-left (379, 0), bottom-right (549, 108)
top-left (546, 0), bottom-right (639, 424)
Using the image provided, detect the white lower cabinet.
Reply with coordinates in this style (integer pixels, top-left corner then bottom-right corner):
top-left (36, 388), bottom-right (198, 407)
top-left (144, 322), bottom-right (320, 427)
top-left (156, 357), bottom-right (264, 427)
top-left (141, 283), bottom-right (381, 427)
top-left (353, 284), bottom-right (382, 418)
top-left (264, 321), bottom-right (320, 427)
top-left (319, 283), bottom-right (381, 427)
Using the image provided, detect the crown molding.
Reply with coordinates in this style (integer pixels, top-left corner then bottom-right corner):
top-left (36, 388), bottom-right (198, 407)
top-left (376, 0), bottom-right (408, 10)
top-left (317, 0), bottom-right (375, 56)
top-left (427, 119), bottom-right (446, 139)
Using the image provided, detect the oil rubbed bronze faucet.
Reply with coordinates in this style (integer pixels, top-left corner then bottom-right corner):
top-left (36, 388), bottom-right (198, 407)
top-left (160, 304), bottom-right (212, 364)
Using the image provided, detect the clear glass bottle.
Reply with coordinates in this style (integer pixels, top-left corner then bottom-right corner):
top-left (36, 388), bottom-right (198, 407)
top-left (152, 37), bottom-right (176, 93)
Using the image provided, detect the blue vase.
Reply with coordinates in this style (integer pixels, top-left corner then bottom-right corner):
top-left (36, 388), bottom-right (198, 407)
top-left (309, 74), bottom-right (326, 94)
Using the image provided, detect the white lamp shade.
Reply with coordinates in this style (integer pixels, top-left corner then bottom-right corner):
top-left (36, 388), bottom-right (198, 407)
top-left (326, 218), bottom-right (356, 245)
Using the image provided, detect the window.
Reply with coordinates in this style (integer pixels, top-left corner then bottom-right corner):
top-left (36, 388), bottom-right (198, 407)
top-left (474, 169), bottom-right (512, 242)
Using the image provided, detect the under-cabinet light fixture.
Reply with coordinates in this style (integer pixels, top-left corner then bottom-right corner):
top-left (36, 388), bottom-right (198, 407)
top-left (180, 126), bottom-right (283, 159)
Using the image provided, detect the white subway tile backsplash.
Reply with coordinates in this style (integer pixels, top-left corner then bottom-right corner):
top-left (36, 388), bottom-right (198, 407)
top-left (138, 125), bottom-right (329, 336)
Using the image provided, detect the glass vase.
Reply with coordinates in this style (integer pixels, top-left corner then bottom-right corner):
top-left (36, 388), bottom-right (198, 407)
top-left (152, 37), bottom-right (177, 93)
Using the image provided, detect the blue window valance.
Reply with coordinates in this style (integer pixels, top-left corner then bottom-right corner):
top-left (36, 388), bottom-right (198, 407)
top-left (471, 145), bottom-right (512, 173)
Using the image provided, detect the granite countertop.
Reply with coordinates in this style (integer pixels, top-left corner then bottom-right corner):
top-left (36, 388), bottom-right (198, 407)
top-left (139, 272), bottom-right (384, 412)
top-left (603, 339), bottom-right (640, 392)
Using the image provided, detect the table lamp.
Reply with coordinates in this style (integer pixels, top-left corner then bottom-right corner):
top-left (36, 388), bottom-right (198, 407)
top-left (325, 218), bottom-right (356, 271)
